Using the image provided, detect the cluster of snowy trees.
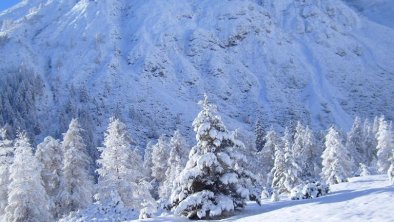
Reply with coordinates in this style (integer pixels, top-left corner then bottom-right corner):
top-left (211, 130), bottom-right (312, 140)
top-left (0, 95), bottom-right (393, 221)
top-left (254, 115), bottom-right (394, 198)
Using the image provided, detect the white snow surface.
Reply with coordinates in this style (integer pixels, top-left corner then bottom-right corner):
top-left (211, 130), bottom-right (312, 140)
top-left (129, 175), bottom-right (394, 222)
top-left (0, 0), bottom-right (394, 145)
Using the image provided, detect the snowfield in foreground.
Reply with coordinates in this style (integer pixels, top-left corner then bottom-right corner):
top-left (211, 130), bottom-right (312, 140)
top-left (134, 175), bottom-right (393, 222)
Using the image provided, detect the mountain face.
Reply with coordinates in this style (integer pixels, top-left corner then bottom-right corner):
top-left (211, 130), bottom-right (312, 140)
top-left (0, 0), bottom-right (393, 147)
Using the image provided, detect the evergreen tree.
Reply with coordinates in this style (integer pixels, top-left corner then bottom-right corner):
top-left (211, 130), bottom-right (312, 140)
top-left (257, 128), bottom-right (277, 185)
top-left (388, 150), bottom-right (394, 184)
top-left (271, 129), bottom-right (301, 193)
top-left (346, 117), bottom-right (364, 172)
top-left (372, 116), bottom-right (380, 135)
top-left (151, 134), bottom-right (170, 198)
top-left (291, 122), bottom-right (321, 180)
top-left (5, 132), bottom-right (53, 222)
top-left (0, 127), bottom-right (13, 215)
top-left (363, 118), bottom-right (378, 166)
top-left (321, 127), bottom-right (353, 185)
top-left (96, 118), bottom-right (148, 210)
top-left (171, 95), bottom-right (259, 219)
top-left (270, 137), bottom-right (286, 193)
top-left (143, 141), bottom-right (155, 181)
top-left (376, 117), bottom-right (394, 173)
top-left (136, 179), bottom-right (157, 219)
top-left (159, 130), bottom-right (189, 201)
top-left (255, 117), bottom-right (266, 152)
top-left (35, 136), bottom-right (63, 217)
top-left (58, 119), bottom-right (94, 216)
top-left (303, 126), bottom-right (323, 179)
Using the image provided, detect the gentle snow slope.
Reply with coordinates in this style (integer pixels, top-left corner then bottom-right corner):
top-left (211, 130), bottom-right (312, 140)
top-left (137, 175), bottom-right (394, 222)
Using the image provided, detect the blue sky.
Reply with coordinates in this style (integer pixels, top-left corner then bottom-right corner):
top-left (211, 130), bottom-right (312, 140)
top-left (0, 0), bottom-right (20, 11)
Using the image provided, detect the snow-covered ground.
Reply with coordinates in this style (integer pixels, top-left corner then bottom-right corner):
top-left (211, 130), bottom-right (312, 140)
top-left (135, 175), bottom-right (394, 222)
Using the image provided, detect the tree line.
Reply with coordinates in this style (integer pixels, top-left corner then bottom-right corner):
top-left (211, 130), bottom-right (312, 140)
top-left (0, 95), bottom-right (393, 221)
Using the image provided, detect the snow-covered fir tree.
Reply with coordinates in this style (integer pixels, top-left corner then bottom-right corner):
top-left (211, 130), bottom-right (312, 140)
top-left (136, 179), bottom-right (157, 219)
top-left (271, 128), bottom-right (302, 193)
top-left (376, 117), bottom-right (394, 173)
top-left (346, 117), bottom-right (365, 172)
top-left (270, 136), bottom-right (286, 193)
top-left (303, 126), bottom-right (323, 179)
top-left (292, 122), bottom-right (307, 168)
top-left (363, 118), bottom-right (378, 166)
top-left (388, 151), bottom-right (394, 185)
top-left (35, 136), bottom-right (63, 217)
top-left (282, 129), bottom-right (302, 192)
top-left (143, 140), bottom-right (155, 181)
top-left (372, 116), bottom-right (380, 135)
top-left (255, 117), bottom-right (266, 152)
top-left (257, 128), bottom-right (278, 185)
top-left (151, 134), bottom-right (170, 198)
top-left (292, 122), bottom-right (320, 180)
top-left (159, 130), bottom-right (189, 202)
top-left (96, 117), bottom-right (154, 214)
top-left (233, 129), bottom-right (261, 178)
top-left (5, 132), bottom-right (53, 222)
top-left (58, 119), bottom-right (94, 216)
top-left (171, 95), bottom-right (259, 219)
top-left (321, 127), bottom-right (353, 185)
top-left (0, 127), bottom-right (13, 215)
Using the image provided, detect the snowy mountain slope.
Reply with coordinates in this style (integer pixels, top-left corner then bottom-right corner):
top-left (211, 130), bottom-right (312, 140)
top-left (0, 0), bottom-right (394, 146)
top-left (129, 175), bottom-right (394, 222)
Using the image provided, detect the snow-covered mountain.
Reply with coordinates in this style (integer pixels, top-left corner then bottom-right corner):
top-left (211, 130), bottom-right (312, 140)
top-left (0, 0), bottom-right (393, 146)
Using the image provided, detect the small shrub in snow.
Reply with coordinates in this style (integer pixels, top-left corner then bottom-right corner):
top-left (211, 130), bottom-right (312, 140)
top-left (260, 187), bottom-right (273, 200)
top-left (358, 163), bottom-right (371, 177)
top-left (270, 189), bottom-right (280, 202)
top-left (388, 164), bottom-right (394, 185)
top-left (59, 192), bottom-right (138, 222)
top-left (290, 182), bottom-right (329, 200)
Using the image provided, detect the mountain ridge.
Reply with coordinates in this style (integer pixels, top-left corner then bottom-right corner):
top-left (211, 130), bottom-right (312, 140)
top-left (0, 0), bottom-right (393, 147)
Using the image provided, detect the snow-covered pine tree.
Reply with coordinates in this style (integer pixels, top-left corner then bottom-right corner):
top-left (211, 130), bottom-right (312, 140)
top-left (171, 95), bottom-right (259, 219)
top-left (346, 117), bottom-right (365, 173)
top-left (271, 128), bottom-right (302, 193)
top-left (303, 126), bottom-right (323, 179)
top-left (376, 117), bottom-right (394, 173)
top-left (151, 134), bottom-right (170, 198)
top-left (291, 122), bottom-right (321, 180)
top-left (159, 130), bottom-right (189, 202)
top-left (5, 132), bottom-right (53, 222)
top-left (143, 140), bottom-right (155, 181)
top-left (0, 127), bottom-right (13, 215)
top-left (363, 118), bottom-right (378, 166)
top-left (257, 128), bottom-right (278, 185)
top-left (292, 122), bottom-right (306, 168)
top-left (388, 151), bottom-right (394, 185)
top-left (96, 117), bottom-right (154, 213)
top-left (321, 127), bottom-right (353, 185)
top-left (372, 116), bottom-right (380, 135)
top-left (35, 136), bottom-right (63, 217)
top-left (255, 117), bottom-right (266, 152)
top-left (282, 128), bottom-right (302, 192)
top-left (136, 179), bottom-right (157, 219)
top-left (58, 119), bottom-right (94, 216)
top-left (270, 136), bottom-right (286, 193)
